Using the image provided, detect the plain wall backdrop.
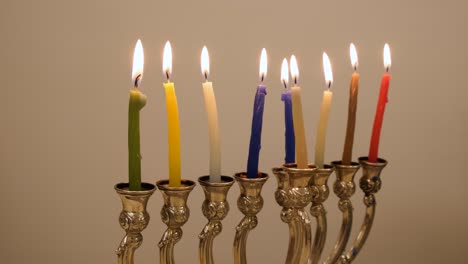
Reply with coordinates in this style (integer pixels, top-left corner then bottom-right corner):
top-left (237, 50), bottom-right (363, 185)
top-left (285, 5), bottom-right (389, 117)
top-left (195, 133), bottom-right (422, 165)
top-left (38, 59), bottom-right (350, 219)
top-left (1, 0), bottom-right (467, 263)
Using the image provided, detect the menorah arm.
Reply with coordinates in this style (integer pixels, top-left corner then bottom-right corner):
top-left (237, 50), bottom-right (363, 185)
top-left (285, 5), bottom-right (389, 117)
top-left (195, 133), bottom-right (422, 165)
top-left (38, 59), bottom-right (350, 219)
top-left (339, 195), bottom-right (376, 264)
top-left (116, 233), bottom-right (142, 264)
top-left (324, 199), bottom-right (353, 264)
top-left (309, 204), bottom-right (327, 264)
top-left (233, 216), bottom-right (257, 264)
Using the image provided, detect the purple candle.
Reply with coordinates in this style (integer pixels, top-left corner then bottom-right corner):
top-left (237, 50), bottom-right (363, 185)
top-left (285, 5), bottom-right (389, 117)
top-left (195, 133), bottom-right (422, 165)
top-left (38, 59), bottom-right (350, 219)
top-left (281, 58), bottom-right (295, 164)
top-left (247, 48), bottom-right (268, 178)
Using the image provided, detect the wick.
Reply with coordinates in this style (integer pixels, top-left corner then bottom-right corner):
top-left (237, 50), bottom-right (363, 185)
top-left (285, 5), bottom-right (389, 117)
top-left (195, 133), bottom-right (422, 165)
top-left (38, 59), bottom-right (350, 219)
top-left (134, 74), bottom-right (142, 88)
top-left (260, 73), bottom-right (265, 83)
top-left (327, 81), bottom-right (332, 89)
top-left (354, 65), bottom-right (357, 71)
top-left (165, 70), bottom-right (170, 82)
top-left (283, 80), bottom-right (287, 89)
top-left (204, 71), bottom-right (208, 81)
top-left (294, 76), bottom-right (298, 85)
top-left (386, 66), bottom-right (390, 73)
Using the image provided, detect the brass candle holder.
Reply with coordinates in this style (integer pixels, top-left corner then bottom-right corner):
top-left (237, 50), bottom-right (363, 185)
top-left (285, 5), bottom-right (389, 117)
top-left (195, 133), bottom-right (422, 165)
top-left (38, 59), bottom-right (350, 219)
top-left (198, 175), bottom-right (234, 264)
top-left (308, 164), bottom-right (334, 264)
top-left (324, 161), bottom-right (361, 264)
top-left (233, 172), bottom-right (269, 264)
top-left (272, 164), bottom-right (315, 264)
top-left (337, 157), bottom-right (387, 263)
top-left (114, 182), bottom-right (156, 264)
top-left (156, 179), bottom-right (196, 264)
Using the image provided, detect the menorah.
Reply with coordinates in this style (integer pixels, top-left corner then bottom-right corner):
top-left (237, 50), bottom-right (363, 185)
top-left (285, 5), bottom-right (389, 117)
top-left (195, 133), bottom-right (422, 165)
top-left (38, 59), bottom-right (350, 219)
top-left (114, 156), bottom-right (387, 264)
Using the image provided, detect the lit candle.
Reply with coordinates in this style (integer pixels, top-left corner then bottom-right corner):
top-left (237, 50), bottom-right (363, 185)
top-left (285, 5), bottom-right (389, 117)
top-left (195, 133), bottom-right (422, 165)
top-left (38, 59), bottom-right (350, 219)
top-left (128, 39), bottom-right (147, 191)
top-left (342, 43), bottom-right (360, 165)
top-left (290, 55), bottom-right (308, 169)
top-left (281, 58), bottom-right (295, 164)
top-left (246, 48), bottom-right (268, 178)
top-left (368, 44), bottom-right (392, 162)
top-left (200, 46), bottom-right (221, 182)
top-left (314, 52), bottom-right (333, 168)
top-left (162, 41), bottom-right (181, 187)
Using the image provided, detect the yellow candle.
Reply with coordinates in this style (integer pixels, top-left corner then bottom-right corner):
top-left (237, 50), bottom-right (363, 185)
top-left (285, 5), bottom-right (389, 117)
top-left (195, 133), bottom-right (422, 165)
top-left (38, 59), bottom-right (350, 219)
top-left (201, 46), bottom-right (221, 182)
top-left (290, 55), bottom-right (308, 169)
top-left (315, 52), bottom-right (333, 168)
top-left (163, 41), bottom-right (181, 187)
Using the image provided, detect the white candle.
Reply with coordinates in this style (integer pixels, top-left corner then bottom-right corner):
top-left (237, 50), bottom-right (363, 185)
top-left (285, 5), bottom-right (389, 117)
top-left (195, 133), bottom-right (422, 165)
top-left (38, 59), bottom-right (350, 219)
top-left (201, 46), bottom-right (221, 182)
top-left (290, 55), bottom-right (308, 169)
top-left (314, 52), bottom-right (333, 168)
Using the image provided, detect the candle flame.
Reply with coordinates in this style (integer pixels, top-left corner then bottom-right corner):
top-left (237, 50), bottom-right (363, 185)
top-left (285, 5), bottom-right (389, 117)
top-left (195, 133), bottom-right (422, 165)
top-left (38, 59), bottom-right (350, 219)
top-left (350, 43), bottom-right (358, 70)
top-left (259, 48), bottom-right (267, 82)
top-left (290, 55), bottom-right (299, 84)
top-left (384, 43), bottom-right (391, 71)
top-left (163, 41), bottom-right (172, 80)
top-left (281, 58), bottom-right (289, 88)
top-left (323, 52), bottom-right (333, 88)
top-left (132, 39), bottom-right (144, 87)
top-left (201, 46), bottom-right (210, 80)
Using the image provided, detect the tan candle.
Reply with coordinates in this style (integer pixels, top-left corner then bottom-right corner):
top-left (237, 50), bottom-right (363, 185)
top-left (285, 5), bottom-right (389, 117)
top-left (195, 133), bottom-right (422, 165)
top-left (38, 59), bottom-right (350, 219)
top-left (342, 43), bottom-right (360, 165)
top-left (290, 55), bottom-right (308, 169)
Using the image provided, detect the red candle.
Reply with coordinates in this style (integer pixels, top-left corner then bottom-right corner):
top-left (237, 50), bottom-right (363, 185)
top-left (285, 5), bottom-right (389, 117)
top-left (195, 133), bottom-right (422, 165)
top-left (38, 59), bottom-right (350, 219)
top-left (368, 44), bottom-right (391, 162)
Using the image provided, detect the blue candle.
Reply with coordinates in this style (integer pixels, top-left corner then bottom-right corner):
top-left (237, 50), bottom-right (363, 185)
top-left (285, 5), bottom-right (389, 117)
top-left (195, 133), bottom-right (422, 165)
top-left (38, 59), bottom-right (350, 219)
top-left (247, 49), bottom-right (268, 178)
top-left (281, 58), bottom-right (295, 164)
top-left (282, 91), bottom-right (295, 164)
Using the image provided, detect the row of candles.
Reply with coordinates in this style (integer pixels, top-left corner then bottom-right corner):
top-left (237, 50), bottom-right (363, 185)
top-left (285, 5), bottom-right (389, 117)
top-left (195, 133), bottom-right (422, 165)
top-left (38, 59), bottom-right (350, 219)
top-left (127, 40), bottom-right (392, 190)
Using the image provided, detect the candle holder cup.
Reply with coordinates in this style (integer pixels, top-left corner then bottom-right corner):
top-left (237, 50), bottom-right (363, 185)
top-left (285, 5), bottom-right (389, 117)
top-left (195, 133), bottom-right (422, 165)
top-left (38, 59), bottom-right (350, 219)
top-left (233, 172), bottom-right (269, 264)
top-left (198, 175), bottom-right (234, 264)
top-left (335, 157), bottom-right (387, 264)
top-left (272, 164), bottom-right (315, 264)
top-left (114, 182), bottom-right (156, 264)
top-left (156, 179), bottom-right (196, 264)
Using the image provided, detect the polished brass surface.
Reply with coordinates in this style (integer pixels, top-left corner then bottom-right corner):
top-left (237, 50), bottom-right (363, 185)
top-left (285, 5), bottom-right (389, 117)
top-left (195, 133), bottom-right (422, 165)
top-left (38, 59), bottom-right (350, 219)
top-left (324, 161), bottom-right (360, 264)
top-left (338, 157), bottom-right (387, 264)
top-left (114, 182), bottom-right (156, 264)
top-left (156, 179), bottom-right (196, 264)
top-left (308, 165), bottom-right (334, 264)
top-left (273, 164), bottom-right (315, 264)
top-left (233, 172), bottom-right (268, 264)
top-left (198, 175), bottom-right (234, 264)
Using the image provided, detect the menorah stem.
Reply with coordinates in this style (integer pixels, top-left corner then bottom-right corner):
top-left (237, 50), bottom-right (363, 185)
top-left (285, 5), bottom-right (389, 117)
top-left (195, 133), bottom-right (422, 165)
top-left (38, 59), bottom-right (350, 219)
top-left (338, 157), bottom-right (387, 264)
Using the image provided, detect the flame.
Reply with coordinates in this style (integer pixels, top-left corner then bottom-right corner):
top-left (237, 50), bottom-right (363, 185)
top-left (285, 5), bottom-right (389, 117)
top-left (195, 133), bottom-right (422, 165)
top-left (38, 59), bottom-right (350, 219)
top-left (290, 55), bottom-right (299, 84)
top-left (163, 41), bottom-right (172, 79)
top-left (350, 43), bottom-right (358, 70)
top-left (281, 58), bottom-right (289, 88)
top-left (384, 43), bottom-right (391, 71)
top-left (259, 48), bottom-right (267, 81)
top-left (201, 46), bottom-right (210, 79)
top-left (322, 52), bottom-right (333, 87)
top-left (132, 39), bottom-right (144, 86)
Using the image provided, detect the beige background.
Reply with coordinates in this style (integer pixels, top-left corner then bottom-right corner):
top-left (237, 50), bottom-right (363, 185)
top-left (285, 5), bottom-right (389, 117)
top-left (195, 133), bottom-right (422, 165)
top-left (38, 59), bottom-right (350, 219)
top-left (1, 0), bottom-right (467, 263)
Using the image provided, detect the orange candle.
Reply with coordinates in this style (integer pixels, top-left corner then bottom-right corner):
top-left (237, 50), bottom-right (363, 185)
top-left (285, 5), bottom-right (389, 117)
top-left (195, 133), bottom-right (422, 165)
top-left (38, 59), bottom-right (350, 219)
top-left (342, 43), bottom-right (360, 165)
top-left (368, 44), bottom-right (391, 162)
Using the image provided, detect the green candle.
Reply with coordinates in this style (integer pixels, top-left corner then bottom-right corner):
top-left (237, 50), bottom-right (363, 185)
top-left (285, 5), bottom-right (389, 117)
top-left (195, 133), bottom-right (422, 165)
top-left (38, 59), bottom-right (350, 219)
top-left (128, 39), bottom-right (146, 191)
